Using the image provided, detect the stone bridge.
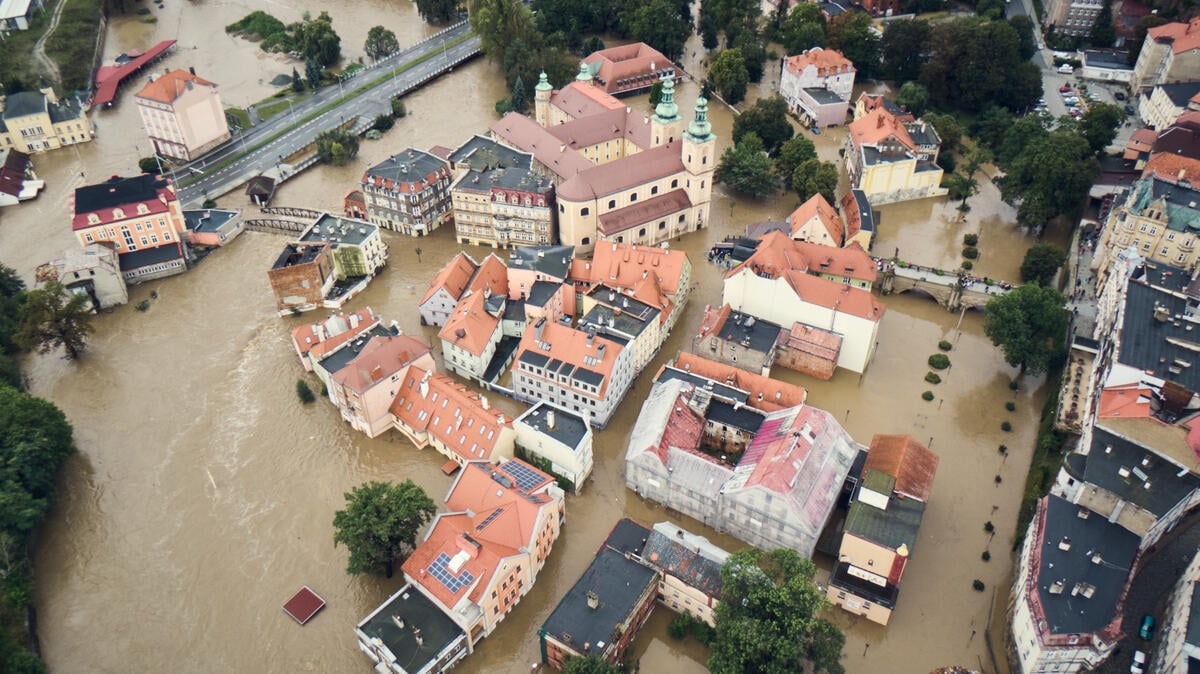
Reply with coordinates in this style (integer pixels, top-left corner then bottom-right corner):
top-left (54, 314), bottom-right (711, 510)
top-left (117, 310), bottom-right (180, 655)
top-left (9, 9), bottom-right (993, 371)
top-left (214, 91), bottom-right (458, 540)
top-left (877, 261), bottom-right (1014, 311)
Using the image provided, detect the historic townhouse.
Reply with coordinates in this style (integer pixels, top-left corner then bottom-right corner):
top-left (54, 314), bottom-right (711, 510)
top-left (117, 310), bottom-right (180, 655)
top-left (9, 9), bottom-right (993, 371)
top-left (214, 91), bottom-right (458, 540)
top-left (134, 69), bottom-right (231, 161)
top-left (71, 173), bottom-right (188, 281)
top-left (0, 88), bottom-right (91, 153)
top-left (360, 148), bottom-right (453, 235)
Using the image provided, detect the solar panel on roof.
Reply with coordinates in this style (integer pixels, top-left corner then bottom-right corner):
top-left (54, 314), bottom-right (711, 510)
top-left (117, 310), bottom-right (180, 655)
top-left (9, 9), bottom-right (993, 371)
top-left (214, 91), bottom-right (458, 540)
top-left (500, 461), bottom-right (546, 492)
top-left (428, 552), bottom-right (475, 594)
top-left (476, 508), bottom-right (504, 531)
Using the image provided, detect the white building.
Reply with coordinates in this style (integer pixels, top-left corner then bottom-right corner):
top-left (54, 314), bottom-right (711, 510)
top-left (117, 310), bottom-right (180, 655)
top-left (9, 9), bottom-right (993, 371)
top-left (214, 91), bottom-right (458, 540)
top-left (513, 402), bottom-right (594, 492)
top-left (779, 47), bottom-right (856, 128)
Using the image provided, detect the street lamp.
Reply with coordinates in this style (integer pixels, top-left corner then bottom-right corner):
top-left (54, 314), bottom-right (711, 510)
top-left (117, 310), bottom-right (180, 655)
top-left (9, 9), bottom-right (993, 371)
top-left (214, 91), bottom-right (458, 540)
top-left (415, 247), bottom-right (423, 263)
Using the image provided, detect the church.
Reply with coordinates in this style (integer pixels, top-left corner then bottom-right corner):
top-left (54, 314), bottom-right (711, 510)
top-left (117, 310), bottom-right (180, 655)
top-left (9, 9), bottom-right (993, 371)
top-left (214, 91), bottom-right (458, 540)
top-left (490, 57), bottom-right (716, 254)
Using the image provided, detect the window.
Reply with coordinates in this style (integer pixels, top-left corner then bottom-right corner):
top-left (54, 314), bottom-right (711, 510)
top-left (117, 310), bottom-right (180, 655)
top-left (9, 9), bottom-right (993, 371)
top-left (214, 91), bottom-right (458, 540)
top-left (651, 186), bottom-right (658, 195)
top-left (659, 221), bottom-right (667, 230)
top-left (581, 207), bottom-right (589, 216)
top-left (679, 214), bottom-right (686, 223)
top-left (582, 237), bottom-right (590, 245)
top-left (671, 179), bottom-right (678, 188)
top-left (608, 199), bottom-right (616, 209)
top-left (639, 227), bottom-right (647, 237)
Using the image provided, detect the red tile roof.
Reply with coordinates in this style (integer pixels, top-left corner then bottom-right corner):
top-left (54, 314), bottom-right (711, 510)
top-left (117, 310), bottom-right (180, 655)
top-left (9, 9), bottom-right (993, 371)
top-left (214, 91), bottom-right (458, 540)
top-left (598, 189), bottom-right (691, 235)
top-left (557, 142), bottom-right (684, 201)
top-left (1124, 128), bottom-right (1158, 160)
top-left (582, 43), bottom-right (675, 94)
top-left (1143, 151), bottom-right (1200, 185)
top-left (669, 352), bottom-right (807, 412)
top-left (864, 434), bottom-right (939, 502)
top-left (728, 230), bottom-right (878, 286)
top-left (784, 47), bottom-right (855, 78)
top-left (840, 191), bottom-right (864, 240)
top-left (783, 270), bottom-right (886, 321)
top-left (135, 69), bottom-right (217, 104)
top-left (290, 308), bottom-right (378, 360)
top-left (420, 252), bottom-right (478, 305)
top-left (490, 113), bottom-right (594, 180)
top-left (549, 81), bottom-right (627, 120)
top-left (788, 194), bottom-right (844, 245)
top-left (438, 291), bottom-right (501, 356)
top-left (518, 319), bottom-right (625, 396)
top-left (547, 106), bottom-right (653, 153)
top-left (391, 368), bottom-right (512, 462)
top-left (329, 334), bottom-right (432, 395)
top-left (469, 252), bottom-right (509, 297)
top-left (1148, 17), bottom-right (1200, 55)
top-left (1097, 384), bottom-right (1153, 419)
top-left (849, 108), bottom-right (915, 151)
top-left (572, 241), bottom-right (688, 299)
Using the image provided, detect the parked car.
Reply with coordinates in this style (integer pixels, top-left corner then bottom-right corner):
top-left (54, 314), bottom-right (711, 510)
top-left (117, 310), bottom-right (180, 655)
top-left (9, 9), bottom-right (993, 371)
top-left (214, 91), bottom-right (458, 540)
top-left (1060, 85), bottom-right (1073, 93)
top-left (1126, 104), bottom-right (1137, 115)
top-left (1059, 63), bottom-right (1075, 74)
top-left (1139, 614), bottom-right (1155, 640)
top-left (1131, 650), bottom-right (1147, 673)
top-left (1115, 91), bottom-right (1127, 101)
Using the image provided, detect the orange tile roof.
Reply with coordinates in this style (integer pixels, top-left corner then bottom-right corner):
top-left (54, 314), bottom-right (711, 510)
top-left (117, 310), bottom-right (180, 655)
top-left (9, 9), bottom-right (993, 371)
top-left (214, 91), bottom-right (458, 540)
top-left (468, 252), bottom-right (509, 297)
top-left (783, 270), bottom-right (886, 321)
top-left (788, 194), bottom-right (844, 245)
top-left (840, 191), bottom-right (863, 240)
top-left (670, 352), bottom-right (807, 412)
top-left (391, 368), bottom-right (512, 462)
top-left (784, 47), bottom-right (855, 78)
top-left (583, 42), bottom-right (674, 92)
top-left (1143, 151), bottom-right (1200, 184)
top-left (856, 94), bottom-right (914, 123)
top-left (849, 108), bottom-right (915, 151)
top-left (438, 291), bottom-right (501, 356)
top-left (290, 308), bottom-right (378, 360)
top-left (572, 241), bottom-right (688, 301)
top-left (1124, 128), bottom-right (1158, 160)
top-left (135, 69), bottom-right (217, 104)
top-left (420, 252), bottom-right (479, 305)
top-left (1148, 17), bottom-right (1200, 55)
top-left (549, 81), bottom-right (627, 120)
top-left (518, 320), bottom-right (625, 396)
top-left (727, 230), bottom-right (877, 285)
top-left (864, 434), bottom-right (939, 502)
top-left (556, 141), bottom-right (684, 201)
top-left (1097, 384), bottom-right (1154, 419)
top-left (330, 335), bottom-right (432, 395)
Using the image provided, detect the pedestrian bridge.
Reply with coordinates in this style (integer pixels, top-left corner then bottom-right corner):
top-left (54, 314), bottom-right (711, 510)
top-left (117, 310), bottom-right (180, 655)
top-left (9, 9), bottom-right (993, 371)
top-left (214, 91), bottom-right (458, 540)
top-left (877, 261), bottom-right (1015, 311)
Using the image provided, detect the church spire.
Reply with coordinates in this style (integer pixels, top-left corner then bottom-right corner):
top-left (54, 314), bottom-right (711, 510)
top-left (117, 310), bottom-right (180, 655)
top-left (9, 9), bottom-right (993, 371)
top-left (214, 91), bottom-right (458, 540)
top-left (535, 70), bottom-right (552, 92)
top-left (575, 62), bottom-right (593, 83)
top-left (652, 76), bottom-right (679, 123)
top-left (685, 97), bottom-right (714, 142)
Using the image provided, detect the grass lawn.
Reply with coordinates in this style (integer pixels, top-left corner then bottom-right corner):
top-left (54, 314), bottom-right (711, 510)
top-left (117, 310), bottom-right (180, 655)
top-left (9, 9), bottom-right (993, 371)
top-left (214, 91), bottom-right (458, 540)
top-left (257, 94), bottom-right (310, 122)
top-left (0, 4), bottom-right (53, 90)
top-left (225, 107), bottom-right (251, 130)
top-left (43, 0), bottom-right (103, 91)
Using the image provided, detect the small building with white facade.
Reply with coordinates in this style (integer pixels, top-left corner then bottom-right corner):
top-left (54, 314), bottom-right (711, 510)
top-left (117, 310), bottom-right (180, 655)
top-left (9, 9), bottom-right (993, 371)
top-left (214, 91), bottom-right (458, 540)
top-left (514, 402), bottom-right (593, 492)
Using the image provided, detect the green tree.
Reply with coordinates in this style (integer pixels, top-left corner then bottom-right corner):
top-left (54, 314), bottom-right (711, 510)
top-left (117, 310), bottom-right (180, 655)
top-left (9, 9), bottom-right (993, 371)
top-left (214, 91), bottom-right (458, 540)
top-left (291, 67), bottom-right (304, 92)
top-left (920, 17), bottom-right (1040, 113)
top-left (364, 25), bottom-right (400, 62)
top-left (732, 30), bottom-right (769, 84)
top-left (297, 12), bottom-right (341, 67)
top-left (0, 385), bottom-right (75, 536)
top-left (416, 0), bottom-right (462, 22)
top-left (471, 0), bottom-right (541, 63)
top-left (826, 12), bottom-right (880, 79)
top-left (779, 3), bottom-right (826, 54)
top-left (1089, 0), bottom-right (1115, 47)
top-left (774, 135), bottom-right (817, 189)
top-left (511, 75), bottom-right (528, 113)
top-left (733, 96), bottom-right (794, 155)
top-left (984, 284), bottom-right (1069, 376)
top-left (1020, 243), bottom-right (1068, 286)
top-left (924, 112), bottom-right (962, 156)
top-left (561, 654), bottom-right (626, 674)
top-left (315, 129), bottom-right (360, 166)
top-left (709, 548), bottom-right (845, 674)
top-left (1079, 102), bottom-right (1126, 155)
top-left (0, 264), bottom-right (22, 389)
top-left (999, 128), bottom-right (1099, 228)
top-left (649, 80), bottom-right (664, 107)
top-left (944, 172), bottom-right (978, 204)
top-left (581, 36), bottom-right (607, 56)
top-left (881, 18), bottom-right (929, 82)
top-left (793, 158), bottom-right (839, 205)
top-left (138, 157), bottom-right (159, 174)
top-left (716, 132), bottom-right (778, 198)
top-left (710, 48), bottom-right (750, 104)
top-left (626, 0), bottom-right (691, 61)
top-left (1009, 15), bottom-right (1037, 60)
top-left (995, 113), bottom-right (1049, 165)
top-left (896, 81), bottom-right (929, 117)
top-left (306, 59), bottom-right (323, 89)
top-left (333, 480), bottom-right (437, 577)
top-left (14, 282), bottom-right (93, 361)
top-left (971, 105), bottom-right (1014, 151)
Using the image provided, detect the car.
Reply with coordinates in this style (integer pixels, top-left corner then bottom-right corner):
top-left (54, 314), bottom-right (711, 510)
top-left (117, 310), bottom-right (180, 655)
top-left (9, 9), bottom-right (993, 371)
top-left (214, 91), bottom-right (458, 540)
top-left (1126, 104), bottom-right (1137, 115)
top-left (1060, 85), bottom-right (1073, 92)
top-left (1140, 614), bottom-right (1155, 640)
top-left (1059, 64), bottom-right (1075, 74)
top-left (1131, 650), bottom-right (1147, 674)
top-left (810, 126), bottom-right (821, 135)
top-left (1070, 110), bottom-right (1083, 118)
top-left (1115, 91), bottom-right (1127, 101)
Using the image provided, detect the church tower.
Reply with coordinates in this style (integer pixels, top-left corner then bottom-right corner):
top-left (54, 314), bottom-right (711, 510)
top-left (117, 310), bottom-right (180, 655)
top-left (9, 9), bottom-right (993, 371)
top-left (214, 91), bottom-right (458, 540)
top-left (534, 71), bottom-right (552, 129)
top-left (649, 77), bottom-right (684, 148)
top-left (682, 97), bottom-right (716, 230)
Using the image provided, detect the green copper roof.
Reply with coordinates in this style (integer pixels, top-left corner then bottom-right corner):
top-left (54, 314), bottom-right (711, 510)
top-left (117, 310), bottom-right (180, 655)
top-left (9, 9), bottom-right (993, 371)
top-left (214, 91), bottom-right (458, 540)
top-left (685, 97), bottom-right (714, 142)
top-left (653, 77), bottom-right (680, 123)
top-left (575, 62), bottom-right (593, 82)
top-left (536, 71), bottom-right (552, 92)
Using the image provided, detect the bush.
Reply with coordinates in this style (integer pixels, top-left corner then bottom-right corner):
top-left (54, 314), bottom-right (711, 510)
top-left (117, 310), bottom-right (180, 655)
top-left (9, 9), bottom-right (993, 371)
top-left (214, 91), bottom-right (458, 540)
top-left (922, 390), bottom-right (935, 401)
top-left (984, 521), bottom-right (995, 532)
top-left (296, 379), bottom-right (316, 404)
top-left (962, 260), bottom-right (973, 270)
top-left (371, 114), bottom-right (394, 132)
top-left (925, 372), bottom-right (942, 384)
top-left (135, 300), bottom-right (150, 312)
top-left (963, 246), bottom-right (979, 260)
top-left (982, 550), bottom-right (991, 561)
top-left (1006, 401), bottom-right (1016, 412)
top-left (938, 340), bottom-right (953, 351)
top-left (391, 99), bottom-right (407, 118)
top-left (138, 157), bottom-right (159, 174)
top-left (202, 199), bottom-right (217, 209)
top-left (667, 613), bottom-right (716, 645)
top-left (1001, 421), bottom-right (1012, 432)
top-left (973, 580), bottom-right (986, 592)
top-left (364, 129), bottom-right (383, 140)
top-left (1009, 380), bottom-right (1020, 391)
top-left (136, 6), bottom-right (150, 14)
top-left (999, 444), bottom-right (1008, 454)
top-left (928, 354), bottom-right (951, 370)
top-left (963, 233), bottom-right (979, 246)
top-left (995, 474), bottom-right (1003, 484)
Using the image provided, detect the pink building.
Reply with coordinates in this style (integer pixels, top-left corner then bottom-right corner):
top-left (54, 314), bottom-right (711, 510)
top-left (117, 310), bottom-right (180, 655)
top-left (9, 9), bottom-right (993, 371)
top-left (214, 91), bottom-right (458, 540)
top-left (327, 334), bottom-right (436, 438)
top-left (135, 69), bottom-right (231, 161)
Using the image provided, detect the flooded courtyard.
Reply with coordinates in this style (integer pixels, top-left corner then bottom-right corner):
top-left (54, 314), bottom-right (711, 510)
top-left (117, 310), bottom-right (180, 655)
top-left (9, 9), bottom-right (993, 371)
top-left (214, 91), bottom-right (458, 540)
top-left (0, 4), bottom-right (1075, 673)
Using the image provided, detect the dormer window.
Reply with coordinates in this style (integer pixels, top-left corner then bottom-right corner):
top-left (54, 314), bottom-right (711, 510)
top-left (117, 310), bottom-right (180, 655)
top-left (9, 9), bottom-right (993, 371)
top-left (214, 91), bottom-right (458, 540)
top-left (87, 214), bottom-right (100, 225)
top-left (137, 203), bottom-right (150, 215)
top-left (112, 208), bottom-right (124, 219)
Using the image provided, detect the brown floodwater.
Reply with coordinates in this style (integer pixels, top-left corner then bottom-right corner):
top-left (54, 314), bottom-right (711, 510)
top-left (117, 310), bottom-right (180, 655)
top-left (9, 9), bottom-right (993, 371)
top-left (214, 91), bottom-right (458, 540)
top-left (0, 6), bottom-right (1055, 673)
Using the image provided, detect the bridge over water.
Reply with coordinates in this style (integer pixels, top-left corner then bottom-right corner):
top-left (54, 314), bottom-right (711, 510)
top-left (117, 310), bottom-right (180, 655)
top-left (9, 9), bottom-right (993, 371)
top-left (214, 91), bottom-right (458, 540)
top-left (877, 260), bottom-right (1015, 311)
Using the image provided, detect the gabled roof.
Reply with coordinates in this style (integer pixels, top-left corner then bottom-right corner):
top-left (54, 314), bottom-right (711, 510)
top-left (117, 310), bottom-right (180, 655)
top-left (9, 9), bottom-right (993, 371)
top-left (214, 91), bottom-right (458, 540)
top-left (782, 271), bottom-right (885, 321)
top-left (2, 90), bottom-right (47, 119)
top-left (571, 241), bottom-right (689, 300)
top-left (1143, 152), bottom-right (1200, 185)
top-left (490, 113), bottom-right (593, 180)
top-left (582, 42), bottom-right (675, 90)
top-left (329, 334), bottom-right (431, 395)
top-left (667, 352), bottom-right (807, 412)
top-left (856, 93), bottom-right (913, 122)
top-left (784, 47), bottom-right (855, 78)
top-left (391, 368), bottom-right (512, 463)
top-left (727, 230), bottom-right (877, 285)
top-left (468, 252), bottom-right (509, 297)
top-left (788, 193), bottom-right (844, 245)
top-left (864, 434), bottom-right (939, 502)
top-left (420, 252), bottom-right (479, 305)
top-left (840, 189), bottom-right (875, 235)
top-left (508, 245), bottom-right (575, 279)
top-left (1148, 17), bottom-right (1200, 55)
top-left (557, 141), bottom-right (684, 201)
top-left (135, 69), bottom-right (218, 104)
top-left (516, 319), bottom-right (625, 397)
top-left (548, 80), bottom-right (627, 120)
top-left (642, 521), bottom-right (729, 597)
top-left (363, 148), bottom-right (451, 194)
top-left (438, 291), bottom-right (502, 356)
top-left (290, 308), bottom-right (379, 360)
top-left (72, 174), bottom-right (176, 230)
top-left (849, 108), bottom-right (916, 151)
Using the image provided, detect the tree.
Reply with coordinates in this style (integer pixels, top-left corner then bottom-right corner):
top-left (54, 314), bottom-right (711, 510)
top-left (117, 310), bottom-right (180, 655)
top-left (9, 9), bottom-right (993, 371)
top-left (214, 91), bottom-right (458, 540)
top-left (896, 81), bottom-right (929, 117)
top-left (779, 3), bottom-right (826, 55)
top-left (1089, 0), bottom-right (1115, 47)
top-left (561, 654), bottom-right (626, 674)
top-left (315, 129), bottom-right (360, 166)
top-left (0, 264), bottom-right (24, 391)
top-left (774, 135), bottom-right (817, 188)
top-left (138, 157), bottom-right (159, 174)
top-left (510, 75), bottom-right (528, 113)
top-left (416, 0), bottom-right (462, 23)
top-left (626, 0), bottom-right (691, 61)
top-left (649, 80), bottom-right (664, 107)
top-left (1020, 243), bottom-right (1068, 286)
top-left (291, 67), bottom-right (304, 92)
top-left (1009, 15), bottom-right (1037, 60)
top-left (364, 26), bottom-right (400, 62)
top-left (881, 19), bottom-right (929, 82)
top-left (1079, 102), bottom-right (1125, 155)
top-left (732, 30), bottom-right (769, 84)
top-left (581, 36), bottom-right (606, 56)
top-left (826, 12), bottom-right (880, 79)
top-left (709, 548), bottom-right (845, 674)
top-left (716, 133), bottom-right (778, 198)
top-left (971, 106), bottom-right (1014, 151)
top-left (710, 49), bottom-right (750, 104)
top-left (999, 128), bottom-right (1099, 228)
top-left (14, 282), bottom-right (93, 361)
top-left (924, 112), bottom-right (962, 156)
top-left (306, 59), bottom-right (323, 89)
top-left (0, 385), bottom-right (75, 536)
top-left (920, 17), bottom-right (1040, 113)
top-left (944, 172), bottom-right (978, 204)
top-left (333, 480), bottom-right (436, 576)
top-left (984, 284), bottom-right (1069, 376)
top-left (732, 96), bottom-right (794, 155)
top-left (471, 0), bottom-right (541, 64)
top-left (793, 158), bottom-right (839, 205)
top-left (297, 12), bottom-right (341, 67)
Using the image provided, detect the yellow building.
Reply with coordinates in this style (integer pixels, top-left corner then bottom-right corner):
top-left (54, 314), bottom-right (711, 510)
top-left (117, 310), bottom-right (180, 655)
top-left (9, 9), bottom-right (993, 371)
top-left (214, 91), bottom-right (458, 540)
top-left (1095, 175), bottom-right (1200, 286)
top-left (0, 88), bottom-right (92, 154)
top-left (844, 108), bottom-right (946, 205)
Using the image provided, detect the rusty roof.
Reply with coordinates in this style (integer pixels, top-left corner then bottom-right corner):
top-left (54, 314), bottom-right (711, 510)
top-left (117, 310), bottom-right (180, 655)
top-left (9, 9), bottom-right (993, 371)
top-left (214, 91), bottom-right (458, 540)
top-left (669, 352), bottom-right (807, 412)
top-left (420, 252), bottom-right (479, 305)
top-left (864, 434), bottom-right (939, 502)
top-left (438, 291), bottom-right (502, 356)
top-left (784, 47), bottom-right (855, 78)
top-left (489, 113), bottom-right (593, 181)
top-left (788, 193), bottom-right (843, 245)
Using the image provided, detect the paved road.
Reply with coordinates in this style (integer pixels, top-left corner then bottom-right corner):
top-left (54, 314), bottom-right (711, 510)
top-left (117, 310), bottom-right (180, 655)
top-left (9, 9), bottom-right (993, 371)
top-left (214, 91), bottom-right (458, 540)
top-left (176, 22), bottom-right (479, 207)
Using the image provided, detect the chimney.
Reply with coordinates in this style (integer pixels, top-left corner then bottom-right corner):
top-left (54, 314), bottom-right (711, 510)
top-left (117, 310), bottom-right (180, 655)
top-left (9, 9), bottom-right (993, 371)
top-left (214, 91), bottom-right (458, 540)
top-left (480, 394), bottom-right (489, 410)
top-left (586, 591), bottom-right (599, 610)
top-left (535, 317), bottom-right (546, 341)
top-left (188, 66), bottom-right (196, 75)
top-left (597, 343), bottom-right (606, 359)
top-left (546, 409), bottom-right (556, 429)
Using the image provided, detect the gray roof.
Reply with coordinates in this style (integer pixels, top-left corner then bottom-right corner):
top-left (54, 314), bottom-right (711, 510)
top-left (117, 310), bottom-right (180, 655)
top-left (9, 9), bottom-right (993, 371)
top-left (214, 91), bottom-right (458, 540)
top-left (587, 284), bottom-right (661, 324)
top-left (503, 299), bottom-right (526, 322)
top-left (75, 173), bottom-right (167, 214)
top-left (3, 91), bottom-right (46, 119)
top-left (448, 134), bottom-right (531, 171)
top-left (603, 518), bottom-right (651, 556)
top-left (271, 243), bottom-right (324, 270)
top-left (47, 96), bottom-right (82, 124)
top-left (526, 280), bottom-right (560, 307)
top-left (365, 147), bottom-right (448, 182)
top-left (318, 324), bottom-right (401, 376)
top-left (642, 522), bottom-right (729, 597)
top-left (509, 245), bottom-right (574, 279)
top-left (1082, 426), bottom-right (1200, 517)
top-left (905, 121), bottom-right (941, 148)
top-left (705, 400), bottom-right (766, 434)
top-left (454, 163), bottom-right (553, 196)
top-left (540, 548), bottom-right (658, 652)
top-left (356, 582), bottom-right (466, 673)
top-left (803, 87), bottom-right (846, 106)
top-left (300, 214), bottom-right (376, 247)
top-left (183, 209), bottom-right (238, 234)
top-left (1034, 495), bottom-right (1140, 636)
top-left (844, 473), bottom-right (927, 551)
top-left (516, 402), bottom-right (590, 451)
top-left (1161, 82), bottom-right (1200, 107)
top-left (118, 244), bottom-right (183, 270)
top-left (1117, 279), bottom-right (1200, 392)
top-left (717, 310), bottom-right (781, 355)
top-left (656, 365), bottom-right (750, 406)
top-left (850, 189), bottom-right (875, 233)
top-left (1084, 49), bottom-right (1134, 69)
top-left (579, 304), bottom-right (653, 340)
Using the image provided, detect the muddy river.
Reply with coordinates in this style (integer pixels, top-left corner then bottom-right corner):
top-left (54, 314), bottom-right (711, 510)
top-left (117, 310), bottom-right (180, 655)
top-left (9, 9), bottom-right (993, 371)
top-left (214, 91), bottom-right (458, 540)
top-left (0, 4), bottom-right (1075, 673)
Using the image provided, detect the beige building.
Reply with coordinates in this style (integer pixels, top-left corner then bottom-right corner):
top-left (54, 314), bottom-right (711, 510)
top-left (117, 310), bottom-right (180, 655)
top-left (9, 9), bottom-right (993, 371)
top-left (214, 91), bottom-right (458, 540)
top-left (448, 135), bottom-right (556, 248)
top-left (845, 108), bottom-right (945, 205)
top-left (641, 521), bottom-right (730, 626)
top-left (1043, 0), bottom-right (1103, 38)
top-left (1132, 17), bottom-right (1200, 92)
top-left (1138, 82), bottom-right (1200, 131)
top-left (135, 69), bottom-right (231, 161)
top-left (1095, 176), bottom-right (1200, 280)
top-left (1157, 545), bottom-right (1200, 673)
top-left (492, 67), bottom-right (715, 254)
top-left (0, 88), bottom-right (91, 154)
top-left (513, 402), bottom-right (593, 492)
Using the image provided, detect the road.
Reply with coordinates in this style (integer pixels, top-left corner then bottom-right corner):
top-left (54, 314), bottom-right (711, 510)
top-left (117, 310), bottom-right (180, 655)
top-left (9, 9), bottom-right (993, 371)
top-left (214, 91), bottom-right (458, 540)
top-left (176, 21), bottom-right (479, 207)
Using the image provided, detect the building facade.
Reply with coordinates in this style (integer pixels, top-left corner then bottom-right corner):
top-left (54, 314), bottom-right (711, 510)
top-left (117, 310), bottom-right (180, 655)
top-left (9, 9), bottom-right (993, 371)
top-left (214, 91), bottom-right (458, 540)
top-left (1132, 18), bottom-right (1200, 92)
top-left (448, 136), bottom-right (555, 249)
top-left (779, 47), bottom-right (856, 128)
top-left (71, 174), bottom-right (189, 281)
top-left (1044, 0), bottom-right (1104, 38)
top-left (40, 243), bottom-right (129, 310)
top-left (134, 69), bottom-right (231, 161)
top-left (513, 402), bottom-right (593, 492)
top-left (845, 108), bottom-right (946, 205)
top-left (360, 148), bottom-right (453, 235)
top-left (327, 334), bottom-right (435, 438)
top-left (0, 88), bottom-right (91, 153)
top-left (267, 243), bottom-right (334, 314)
top-left (1095, 176), bottom-right (1200, 274)
top-left (391, 368), bottom-right (516, 467)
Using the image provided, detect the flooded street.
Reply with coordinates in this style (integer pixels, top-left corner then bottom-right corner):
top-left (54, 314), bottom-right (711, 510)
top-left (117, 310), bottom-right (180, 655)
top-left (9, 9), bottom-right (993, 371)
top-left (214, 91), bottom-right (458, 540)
top-left (0, 6), bottom-right (1059, 672)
